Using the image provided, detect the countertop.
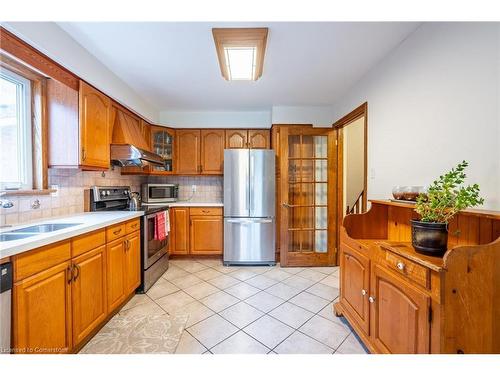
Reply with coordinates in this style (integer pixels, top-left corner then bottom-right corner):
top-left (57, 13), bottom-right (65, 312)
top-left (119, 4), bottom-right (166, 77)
top-left (0, 211), bottom-right (143, 259)
top-left (167, 202), bottom-right (223, 207)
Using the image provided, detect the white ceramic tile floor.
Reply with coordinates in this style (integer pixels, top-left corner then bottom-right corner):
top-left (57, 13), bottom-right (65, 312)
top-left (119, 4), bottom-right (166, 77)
top-left (94, 259), bottom-right (367, 354)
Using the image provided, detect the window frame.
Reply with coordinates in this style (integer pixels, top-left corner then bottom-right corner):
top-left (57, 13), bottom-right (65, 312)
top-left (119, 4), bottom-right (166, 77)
top-left (0, 66), bottom-right (33, 190)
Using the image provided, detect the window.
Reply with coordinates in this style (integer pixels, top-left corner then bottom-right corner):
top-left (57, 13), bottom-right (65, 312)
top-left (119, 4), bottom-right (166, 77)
top-left (0, 67), bottom-right (32, 190)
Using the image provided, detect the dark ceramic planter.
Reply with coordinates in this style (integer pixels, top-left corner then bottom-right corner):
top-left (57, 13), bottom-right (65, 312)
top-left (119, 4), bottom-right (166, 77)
top-left (410, 220), bottom-right (448, 256)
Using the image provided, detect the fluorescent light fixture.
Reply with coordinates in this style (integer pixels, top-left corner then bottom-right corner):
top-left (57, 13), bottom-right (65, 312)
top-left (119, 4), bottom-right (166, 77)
top-left (213, 28), bottom-right (268, 81)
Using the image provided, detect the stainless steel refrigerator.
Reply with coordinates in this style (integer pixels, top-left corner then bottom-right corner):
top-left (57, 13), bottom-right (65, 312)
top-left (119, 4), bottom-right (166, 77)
top-left (223, 149), bottom-right (276, 265)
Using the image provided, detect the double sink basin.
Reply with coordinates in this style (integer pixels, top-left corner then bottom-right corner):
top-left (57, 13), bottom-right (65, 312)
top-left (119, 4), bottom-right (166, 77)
top-left (0, 223), bottom-right (82, 242)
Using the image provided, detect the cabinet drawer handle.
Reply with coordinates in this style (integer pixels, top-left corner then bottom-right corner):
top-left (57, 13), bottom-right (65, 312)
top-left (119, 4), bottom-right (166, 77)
top-left (368, 296), bottom-right (376, 303)
top-left (361, 289), bottom-right (367, 296)
top-left (66, 266), bottom-right (73, 284)
top-left (396, 262), bottom-right (405, 271)
top-left (72, 264), bottom-right (80, 282)
top-left (130, 223), bottom-right (138, 228)
top-left (113, 228), bottom-right (122, 235)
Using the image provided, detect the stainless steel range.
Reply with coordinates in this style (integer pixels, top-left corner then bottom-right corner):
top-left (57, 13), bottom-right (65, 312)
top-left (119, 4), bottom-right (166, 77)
top-left (88, 186), bottom-right (169, 293)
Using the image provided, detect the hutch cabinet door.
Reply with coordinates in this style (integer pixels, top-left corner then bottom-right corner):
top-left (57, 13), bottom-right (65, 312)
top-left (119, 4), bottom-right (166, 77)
top-left (339, 243), bottom-right (370, 335)
top-left (124, 232), bottom-right (141, 295)
top-left (369, 264), bottom-right (430, 354)
top-left (170, 208), bottom-right (190, 254)
top-left (79, 80), bottom-right (110, 169)
top-left (71, 246), bottom-right (107, 347)
top-left (225, 129), bottom-right (248, 149)
top-left (106, 238), bottom-right (126, 312)
top-left (248, 129), bottom-right (270, 149)
top-left (176, 130), bottom-right (201, 174)
top-left (13, 261), bottom-right (73, 353)
top-left (201, 129), bottom-right (225, 174)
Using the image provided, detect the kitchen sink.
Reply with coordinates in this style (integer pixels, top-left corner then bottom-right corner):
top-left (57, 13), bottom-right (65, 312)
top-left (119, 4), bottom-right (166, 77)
top-left (0, 233), bottom-right (38, 241)
top-left (10, 223), bottom-right (82, 233)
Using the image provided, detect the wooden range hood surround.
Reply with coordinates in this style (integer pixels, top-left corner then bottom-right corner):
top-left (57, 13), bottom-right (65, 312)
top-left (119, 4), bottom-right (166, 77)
top-left (111, 108), bottom-right (149, 150)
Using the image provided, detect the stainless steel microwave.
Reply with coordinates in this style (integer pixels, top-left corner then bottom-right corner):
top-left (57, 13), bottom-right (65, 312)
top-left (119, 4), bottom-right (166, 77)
top-left (142, 183), bottom-right (179, 203)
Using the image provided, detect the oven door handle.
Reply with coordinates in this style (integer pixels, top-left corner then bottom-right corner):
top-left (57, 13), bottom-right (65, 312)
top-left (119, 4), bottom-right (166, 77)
top-left (146, 209), bottom-right (169, 219)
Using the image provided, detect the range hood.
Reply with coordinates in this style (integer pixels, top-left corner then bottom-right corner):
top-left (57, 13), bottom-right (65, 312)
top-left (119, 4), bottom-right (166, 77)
top-left (110, 109), bottom-right (165, 167)
top-left (110, 144), bottom-right (165, 167)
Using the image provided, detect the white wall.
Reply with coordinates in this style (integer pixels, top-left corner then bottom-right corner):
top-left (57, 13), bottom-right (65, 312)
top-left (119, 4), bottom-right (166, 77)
top-left (271, 105), bottom-right (335, 127)
top-left (3, 22), bottom-right (158, 122)
top-left (331, 23), bottom-right (500, 210)
top-left (159, 110), bottom-right (271, 128)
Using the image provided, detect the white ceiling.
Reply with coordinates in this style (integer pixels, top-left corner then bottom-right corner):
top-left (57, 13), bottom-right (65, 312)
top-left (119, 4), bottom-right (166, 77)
top-left (57, 22), bottom-right (420, 112)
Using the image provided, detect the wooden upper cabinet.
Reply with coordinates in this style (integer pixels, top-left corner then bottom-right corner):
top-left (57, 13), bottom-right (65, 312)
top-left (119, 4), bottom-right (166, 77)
top-left (370, 264), bottom-right (430, 354)
top-left (79, 81), bottom-right (111, 169)
top-left (225, 129), bottom-right (270, 149)
top-left (201, 129), bottom-right (224, 174)
top-left (13, 261), bottom-right (73, 353)
top-left (176, 130), bottom-right (201, 174)
top-left (151, 126), bottom-right (175, 173)
top-left (225, 129), bottom-right (248, 149)
top-left (248, 129), bottom-right (270, 149)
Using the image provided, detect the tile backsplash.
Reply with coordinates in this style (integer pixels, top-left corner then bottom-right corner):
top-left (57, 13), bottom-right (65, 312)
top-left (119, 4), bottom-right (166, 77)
top-left (0, 169), bottom-right (223, 227)
top-left (148, 175), bottom-right (223, 203)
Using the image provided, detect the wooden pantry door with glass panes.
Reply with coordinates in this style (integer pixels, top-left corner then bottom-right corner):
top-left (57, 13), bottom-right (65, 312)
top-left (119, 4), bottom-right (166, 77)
top-left (279, 126), bottom-right (338, 267)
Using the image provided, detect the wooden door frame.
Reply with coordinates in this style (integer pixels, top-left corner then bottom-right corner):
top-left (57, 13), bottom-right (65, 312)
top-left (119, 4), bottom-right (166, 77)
top-left (279, 125), bottom-right (338, 267)
top-left (333, 102), bottom-right (368, 263)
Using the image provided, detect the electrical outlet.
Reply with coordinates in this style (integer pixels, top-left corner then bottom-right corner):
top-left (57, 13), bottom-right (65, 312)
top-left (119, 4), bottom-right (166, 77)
top-left (191, 185), bottom-right (197, 192)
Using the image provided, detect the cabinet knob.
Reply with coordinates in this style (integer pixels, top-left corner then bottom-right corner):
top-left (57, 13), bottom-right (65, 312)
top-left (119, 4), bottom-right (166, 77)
top-left (361, 289), bottom-right (367, 296)
top-left (369, 296), bottom-right (376, 303)
top-left (396, 262), bottom-right (405, 271)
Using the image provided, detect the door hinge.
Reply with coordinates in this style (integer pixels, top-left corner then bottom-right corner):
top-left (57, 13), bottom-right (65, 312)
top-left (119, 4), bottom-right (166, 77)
top-left (428, 306), bottom-right (433, 323)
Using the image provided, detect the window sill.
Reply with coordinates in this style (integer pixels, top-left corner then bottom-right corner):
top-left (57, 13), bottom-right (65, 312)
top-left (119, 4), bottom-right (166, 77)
top-left (0, 188), bottom-right (57, 197)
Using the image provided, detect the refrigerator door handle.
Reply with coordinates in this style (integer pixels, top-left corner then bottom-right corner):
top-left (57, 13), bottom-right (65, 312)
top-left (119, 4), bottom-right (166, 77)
top-left (226, 219), bottom-right (273, 224)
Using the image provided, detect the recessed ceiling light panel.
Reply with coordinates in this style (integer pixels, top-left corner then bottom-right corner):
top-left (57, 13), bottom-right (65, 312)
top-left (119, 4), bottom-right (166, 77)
top-left (212, 28), bottom-right (268, 81)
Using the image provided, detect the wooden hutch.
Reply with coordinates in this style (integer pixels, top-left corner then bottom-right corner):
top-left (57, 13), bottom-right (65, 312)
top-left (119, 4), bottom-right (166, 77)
top-left (335, 199), bottom-right (500, 354)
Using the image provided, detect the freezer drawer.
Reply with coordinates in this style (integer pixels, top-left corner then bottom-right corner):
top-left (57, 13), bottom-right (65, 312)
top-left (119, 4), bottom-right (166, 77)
top-left (224, 218), bottom-right (276, 265)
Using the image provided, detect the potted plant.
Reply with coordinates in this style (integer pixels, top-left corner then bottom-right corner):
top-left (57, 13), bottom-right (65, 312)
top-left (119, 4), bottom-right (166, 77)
top-left (411, 161), bottom-right (484, 256)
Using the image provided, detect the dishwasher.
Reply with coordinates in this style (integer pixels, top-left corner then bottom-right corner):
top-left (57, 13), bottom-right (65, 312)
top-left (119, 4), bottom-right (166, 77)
top-left (0, 262), bottom-right (12, 354)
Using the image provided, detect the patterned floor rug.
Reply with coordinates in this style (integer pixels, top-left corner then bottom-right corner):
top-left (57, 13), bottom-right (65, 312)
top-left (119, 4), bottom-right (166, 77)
top-left (80, 313), bottom-right (188, 354)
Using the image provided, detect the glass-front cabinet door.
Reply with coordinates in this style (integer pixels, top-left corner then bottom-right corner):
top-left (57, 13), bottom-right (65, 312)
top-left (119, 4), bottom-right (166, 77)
top-left (280, 126), bottom-right (337, 266)
top-left (151, 126), bottom-right (174, 173)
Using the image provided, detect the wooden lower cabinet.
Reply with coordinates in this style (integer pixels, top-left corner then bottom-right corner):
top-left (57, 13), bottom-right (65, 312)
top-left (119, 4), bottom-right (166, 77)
top-left (71, 245), bottom-right (107, 347)
top-left (370, 264), bottom-right (430, 354)
top-left (124, 232), bottom-right (141, 294)
top-left (170, 207), bottom-right (190, 255)
top-left (169, 207), bottom-right (223, 255)
top-left (11, 219), bottom-right (141, 354)
top-left (106, 238), bottom-right (126, 311)
top-left (339, 243), bottom-right (370, 336)
top-left (190, 215), bottom-right (223, 255)
top-left (13, 261), bottom-right (73, 353)
top-left (336, 200), bottom-right (500, 354)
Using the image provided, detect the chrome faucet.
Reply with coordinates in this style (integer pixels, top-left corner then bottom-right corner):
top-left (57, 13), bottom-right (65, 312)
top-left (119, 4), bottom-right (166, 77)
top-left (0, 199), bottom-right (14, 208)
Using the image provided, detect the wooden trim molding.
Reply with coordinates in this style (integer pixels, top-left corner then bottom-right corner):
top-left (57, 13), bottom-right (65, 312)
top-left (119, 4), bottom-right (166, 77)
top-left (334, 102), bottom-right (368, 262)
top-left (0, 27), bottom-right (79, 90)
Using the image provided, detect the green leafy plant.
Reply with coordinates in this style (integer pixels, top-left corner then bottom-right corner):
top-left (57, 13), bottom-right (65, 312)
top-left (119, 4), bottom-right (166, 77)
top-left (415, 161), bottom-right (484, 223)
